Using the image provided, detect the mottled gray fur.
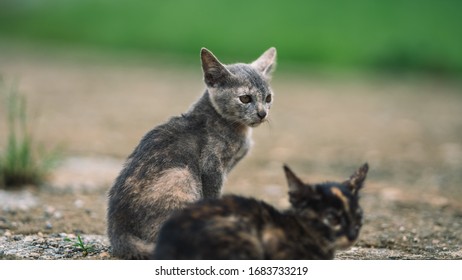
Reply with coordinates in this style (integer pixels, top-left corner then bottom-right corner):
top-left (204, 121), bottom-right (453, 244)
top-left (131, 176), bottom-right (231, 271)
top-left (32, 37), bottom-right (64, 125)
top-left (107, 47), bottom-right (277, 259)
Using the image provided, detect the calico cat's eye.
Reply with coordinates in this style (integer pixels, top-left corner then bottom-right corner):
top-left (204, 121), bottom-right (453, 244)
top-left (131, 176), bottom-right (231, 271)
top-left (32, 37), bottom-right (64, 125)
top-left (324, 211), bottom-right (341, 227)
top-left (265, 94), bottom-right (272, 103)
top-left (239, 95), bottom-right (252, 104)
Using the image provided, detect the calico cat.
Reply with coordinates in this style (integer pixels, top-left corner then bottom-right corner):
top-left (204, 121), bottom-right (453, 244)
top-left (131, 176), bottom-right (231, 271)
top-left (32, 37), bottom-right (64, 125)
top-left (152, 163), bottom-right (369, 260)
top-left (107, 47), bottom-right (277, 259)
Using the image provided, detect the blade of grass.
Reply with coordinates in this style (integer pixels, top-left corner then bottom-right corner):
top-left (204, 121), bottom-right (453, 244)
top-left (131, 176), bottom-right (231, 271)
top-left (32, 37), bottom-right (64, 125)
top-left (0, 77), bottom-right (61, 188)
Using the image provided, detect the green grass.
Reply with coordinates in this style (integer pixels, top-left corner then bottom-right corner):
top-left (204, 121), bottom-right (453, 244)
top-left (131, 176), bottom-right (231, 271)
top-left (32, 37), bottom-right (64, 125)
top-left (0, 78), bottom-right (59, 188)
top-left (64, 235), bottom-right (94, 257)
top-left (1, 0), bottom-right (462, 76)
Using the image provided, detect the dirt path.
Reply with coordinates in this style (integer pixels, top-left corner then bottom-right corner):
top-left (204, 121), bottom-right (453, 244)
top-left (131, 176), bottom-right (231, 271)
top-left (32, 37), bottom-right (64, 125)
top-left (1, 50), bottom-right (461, 259)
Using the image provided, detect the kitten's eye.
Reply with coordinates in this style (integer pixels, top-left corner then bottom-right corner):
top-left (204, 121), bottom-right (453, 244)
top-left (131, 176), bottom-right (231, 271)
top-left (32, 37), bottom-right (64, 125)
top-left (324, 212), bottom-right (341, 226)
top-left (239, 95), bottom-right (252, 104)
top-left (265, 94), bottom-right (272, 103)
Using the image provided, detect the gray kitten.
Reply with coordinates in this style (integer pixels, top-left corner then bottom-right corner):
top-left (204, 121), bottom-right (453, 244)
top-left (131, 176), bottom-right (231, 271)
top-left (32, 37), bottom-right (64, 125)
top-left (107, 47), bottom-right (277, 259)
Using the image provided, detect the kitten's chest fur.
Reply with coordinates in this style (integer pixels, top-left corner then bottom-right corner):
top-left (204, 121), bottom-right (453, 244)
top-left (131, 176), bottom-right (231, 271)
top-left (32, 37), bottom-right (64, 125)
top-left (189, 93), bottom-right (252, 173)
top-left (202, 122), bottom-right (252, 172)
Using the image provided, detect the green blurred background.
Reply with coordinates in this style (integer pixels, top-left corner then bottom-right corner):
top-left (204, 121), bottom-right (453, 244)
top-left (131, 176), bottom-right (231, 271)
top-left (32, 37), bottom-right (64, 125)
top-left (1, 0), bottom-right (462, 77)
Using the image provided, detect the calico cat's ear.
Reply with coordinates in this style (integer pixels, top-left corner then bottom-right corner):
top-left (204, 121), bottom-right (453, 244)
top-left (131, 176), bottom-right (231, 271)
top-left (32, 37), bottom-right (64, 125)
top-left (345, 163), bottom-right (369, 195)
top-left (251, 47), bottom-right (277, 79)
top-left (284, 165), bottom-right (318, 207)
top-left (201, 48), bottom-right (233, 87)
top-left (283, 164), bottom-right (309, 193)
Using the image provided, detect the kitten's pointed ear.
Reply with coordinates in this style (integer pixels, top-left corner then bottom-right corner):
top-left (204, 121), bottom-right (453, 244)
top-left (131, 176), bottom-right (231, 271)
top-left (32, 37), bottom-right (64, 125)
top-left (201, 48), bottom-right (233, 87)
top-left (251, 47), bottom-right (277, 78)
top-left (283, 164), bottom-right (307, 193)
top-left (345, 163), bottom-right (369, 195)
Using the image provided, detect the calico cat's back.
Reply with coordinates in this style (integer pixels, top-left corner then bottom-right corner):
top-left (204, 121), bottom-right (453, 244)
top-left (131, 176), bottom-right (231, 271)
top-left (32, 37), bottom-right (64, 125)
top-left (152, 195), bottom-right (278, 259)
top-left (152, 164), bottom-right (369, 260)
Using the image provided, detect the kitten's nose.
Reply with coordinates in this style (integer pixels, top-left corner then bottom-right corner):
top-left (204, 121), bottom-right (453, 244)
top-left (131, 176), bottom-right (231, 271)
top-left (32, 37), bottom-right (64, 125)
top-left (257, 110), bottom-right (267, 120)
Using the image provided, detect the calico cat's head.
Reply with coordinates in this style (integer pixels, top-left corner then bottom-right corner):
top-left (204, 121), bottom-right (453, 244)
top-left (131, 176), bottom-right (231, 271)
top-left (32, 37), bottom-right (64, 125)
top-left (201, 47), bottom-right (276, 127)
top-left (283, 163), bottom-right (369, 249)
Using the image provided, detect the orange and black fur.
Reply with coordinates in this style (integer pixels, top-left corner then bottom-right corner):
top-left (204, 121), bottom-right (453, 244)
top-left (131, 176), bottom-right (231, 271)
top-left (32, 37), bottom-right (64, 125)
top-left (152, 163), bottom-right (369, 259)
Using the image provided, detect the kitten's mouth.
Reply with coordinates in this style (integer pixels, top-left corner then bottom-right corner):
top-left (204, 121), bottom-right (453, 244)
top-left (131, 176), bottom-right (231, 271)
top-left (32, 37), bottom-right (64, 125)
top-left (335, 236), bottom-right (356, 249)
top-left (248, 119), bottom-right (267, 127)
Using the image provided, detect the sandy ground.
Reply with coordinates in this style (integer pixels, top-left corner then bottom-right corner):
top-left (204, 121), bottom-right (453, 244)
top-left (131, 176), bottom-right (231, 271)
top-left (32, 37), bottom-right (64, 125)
top-left (0, 48), bottom-right (461, 259)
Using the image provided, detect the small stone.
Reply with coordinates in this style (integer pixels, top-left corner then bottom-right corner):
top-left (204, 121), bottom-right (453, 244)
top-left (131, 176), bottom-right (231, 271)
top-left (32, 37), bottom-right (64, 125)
top-left (38, 238), bottom-right (46, 244)
top-left (45, 221), bottom-right (53, 230)
top-left (37, 232), bottom-right (43, 237)
top-left (399, 226), bottom-right (405, 232)
top-left (99, 252), bottom-right (110, 258)
top-left (29, 252), bottom-right (40, 259)
top-left (44, 206), bottom-right (56, 216)
top-left (432, 239), bottom-right (440, 244)
top-left (402, 235), bottom-right (407, 241)
top-left (4, 230), bottom-right (12, 237)
top-left (48, 241), bottom-right (59, 248)
top-left (24, 236), bottom-right (35, 242)
top-left (59, 233), bottom-right (67, 238)
top-left (74, 200), bottom-right (84, 208)
top-left (0, 221), bottom-right (9, 230)
top-left (53, 211), bottom-right (63, 219)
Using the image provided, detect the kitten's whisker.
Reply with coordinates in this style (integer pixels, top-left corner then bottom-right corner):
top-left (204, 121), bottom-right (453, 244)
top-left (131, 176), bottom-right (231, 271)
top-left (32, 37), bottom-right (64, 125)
top-left (265, 118), bottom-right (273, 130)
